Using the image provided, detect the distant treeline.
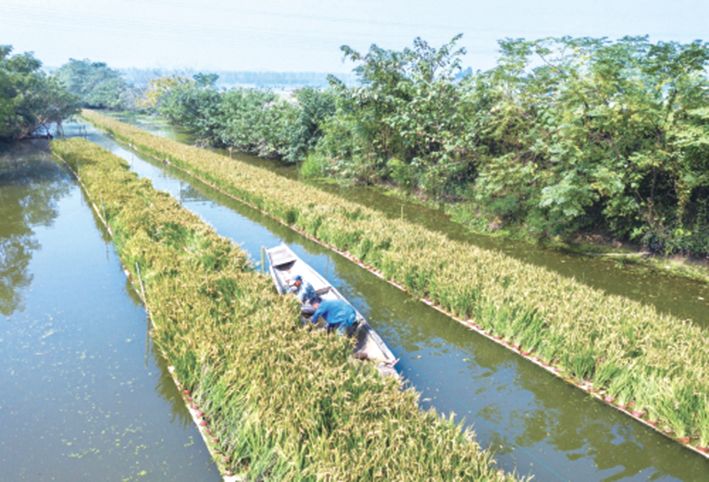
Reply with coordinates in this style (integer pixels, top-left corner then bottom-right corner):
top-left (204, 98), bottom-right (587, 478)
top-left (121, 68), bottom-right (357, 89)
top-left (143, 35), bottom-right (709, 257)
top-left (141, 73), bottom-right (335, 162)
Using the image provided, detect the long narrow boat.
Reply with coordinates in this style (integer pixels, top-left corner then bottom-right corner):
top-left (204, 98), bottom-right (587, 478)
top-left (265, 244), bottom-right (399, 378)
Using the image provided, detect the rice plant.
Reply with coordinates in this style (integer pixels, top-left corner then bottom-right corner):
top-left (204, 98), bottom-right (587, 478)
top-left (51, 137), bottom-right (517, 480)
top-left (80, 110), bottom-right (709, 451)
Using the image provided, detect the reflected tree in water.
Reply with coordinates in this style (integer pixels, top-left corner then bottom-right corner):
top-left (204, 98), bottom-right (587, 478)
top-left (0, 142), bottom-right (68, 315)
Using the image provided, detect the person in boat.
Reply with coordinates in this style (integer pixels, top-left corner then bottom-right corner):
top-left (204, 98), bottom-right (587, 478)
top-left (309, 297), bottom-right (358, 335)
top-left (289, 274), bottom-right (316, 303)
top-left (289, 274), bottom-right (317, 314)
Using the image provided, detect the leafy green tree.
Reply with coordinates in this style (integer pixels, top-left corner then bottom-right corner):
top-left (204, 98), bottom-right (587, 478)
top-left (286, 87), bottom-right (336, 162)
top-left (219, 88), bottom-right (279, 153)
top-left (147, 37), bottom-right (708, 256)
top-left (471, 37), bottom-right (708, 253)
top-left (317, 35), bottom-right (474, 196)
top-left (158, 74), bottom-right (223, 144)
top-left (55, 59), bottom-right (131, 109)
top-left (0, 45), bottom-right (79, 140)
top-left (137, 76), bottom-right (190, 111)
top-left (155, 77), bottom-right (336, 162)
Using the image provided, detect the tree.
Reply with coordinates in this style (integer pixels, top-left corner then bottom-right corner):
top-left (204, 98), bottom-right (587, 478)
top-left (144, 37), bottom-right (708, 256)
top-left (316, 35), bottom-right (474, 195)
top-left (0, 45), bottom-right (79, 140)
top-left (155, 75), bottom-right (336, 163)
top-left (157, 74), bottom-right (223, 144)
top-left (285, 87), bottom-right (336, 162)
top-left (470, 37), bottom-right (709, 253)
top-left (138, 76), bottom-right (191, 111)
top-left (219, 88), bottom-right (299, 159)
top-left (55, 59), bottom-right (131, 109)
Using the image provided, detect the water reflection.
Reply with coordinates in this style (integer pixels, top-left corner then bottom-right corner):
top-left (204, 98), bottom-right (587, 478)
top-left (0, 141), bottom-right (68, 315)
top-left (148, 331), bottom-right (195, 427)
top-left (0, 139), bottom-right (219, 480)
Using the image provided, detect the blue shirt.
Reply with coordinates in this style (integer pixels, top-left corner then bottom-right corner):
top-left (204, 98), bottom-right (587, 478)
top-left (311, 299), bottom-right (357, 328)
top-left (290, 280), bottom-right (316, 303)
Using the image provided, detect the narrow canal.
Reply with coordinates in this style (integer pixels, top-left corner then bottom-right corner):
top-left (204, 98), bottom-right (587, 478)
top-left (112, 112), bottom-right (709, 327)
top-left (0, 139), bottom-right (220, 480)
top-left (76, 121), bottom-right (709, 480)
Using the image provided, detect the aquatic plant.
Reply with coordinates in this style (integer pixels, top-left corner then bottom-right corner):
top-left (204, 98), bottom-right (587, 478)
top-left (52, 137), bottom-right (516, 480)
top-left (81, 110), bottom-right (709, 452)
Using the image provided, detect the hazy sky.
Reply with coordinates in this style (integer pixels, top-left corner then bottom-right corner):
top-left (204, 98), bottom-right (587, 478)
top-left (2, 0), bottom-right (707, 72)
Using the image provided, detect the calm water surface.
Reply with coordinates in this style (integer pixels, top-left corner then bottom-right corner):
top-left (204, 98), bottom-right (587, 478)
top-left (78, 122), bottom-right (709, 481)
top-left (0, 139), bottom-right (219, 481)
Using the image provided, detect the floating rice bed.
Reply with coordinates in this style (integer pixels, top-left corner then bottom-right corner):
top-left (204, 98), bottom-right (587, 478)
top-left (81, 109), bottom-right (709, 457)
top-left (51, 137), bottom-right (516, 481)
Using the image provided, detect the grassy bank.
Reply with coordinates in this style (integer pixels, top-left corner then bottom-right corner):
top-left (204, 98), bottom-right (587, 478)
top-left (51, 137), bottom-right (515, 481)
top-left (81, 110), bottom-right (709, 453)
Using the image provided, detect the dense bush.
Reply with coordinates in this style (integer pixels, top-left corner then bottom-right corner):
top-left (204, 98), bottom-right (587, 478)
top-left (219, 88), bottom-right (298, 158)
top-left (467, 37), bottom-right (709, 254)
top-left (157, 73), bottom-right (224, 145)
top-left (156, 76), bottom-right (335, 162)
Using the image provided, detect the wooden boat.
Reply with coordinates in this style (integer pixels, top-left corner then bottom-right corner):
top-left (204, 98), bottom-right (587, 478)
top-left (265, 244), bottom-right (399, 378)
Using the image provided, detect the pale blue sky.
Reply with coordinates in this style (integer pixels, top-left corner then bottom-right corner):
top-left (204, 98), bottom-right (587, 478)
top-left (1, 0), bottom-right (707, 72)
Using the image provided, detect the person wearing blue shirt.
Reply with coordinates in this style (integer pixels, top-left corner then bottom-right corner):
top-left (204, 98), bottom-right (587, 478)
top-left (289, 275), bottom-right (317, 304)
top-left (310, 298), bottom-right (358, 335)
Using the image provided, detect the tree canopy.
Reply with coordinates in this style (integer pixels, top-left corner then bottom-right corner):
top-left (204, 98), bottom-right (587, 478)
top-left (54, 59), bottom-right (132, 109)
top-left (153, 73), bottom-right (335, 161)
top-left (144, 36), bottom-right (709, 256)
top-left (0, 45), bottom-right (79, 140)
top-left (468, 37), bottom-right (708, 253)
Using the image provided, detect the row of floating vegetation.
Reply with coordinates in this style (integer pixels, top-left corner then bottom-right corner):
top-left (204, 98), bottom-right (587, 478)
top-left (81, 109), bottom-right (709, 456)
top-left (51, 137), bottom-right (516, 481)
